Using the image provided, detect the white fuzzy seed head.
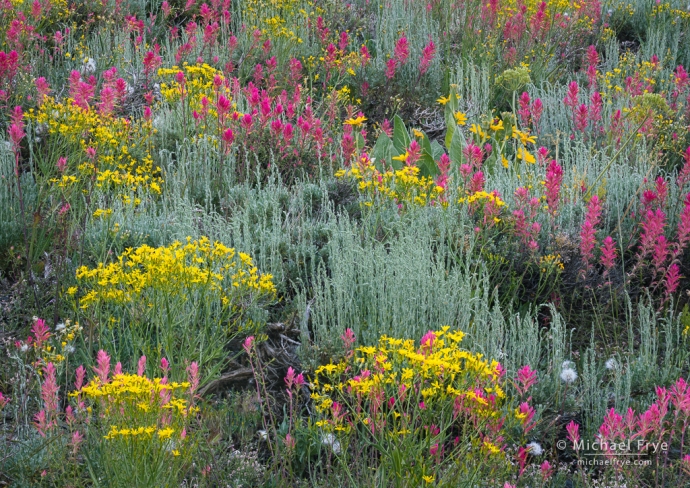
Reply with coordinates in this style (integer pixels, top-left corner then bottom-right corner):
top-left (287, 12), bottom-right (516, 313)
top-left (560, 368), bottom-right (578, 384)
top-left (321, 433), bottom-right (342, 454)
top-left (526, 441), bottom-right (543, 456)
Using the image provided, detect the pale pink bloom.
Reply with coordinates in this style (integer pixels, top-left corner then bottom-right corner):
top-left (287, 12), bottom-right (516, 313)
top-left (187, 361), bottom-right (199, 396)
top-left (94, 350), bottom-right (111, 383)
top-left (41, 363), bottom-right (59, 414)
top-left (57, 157), bottom-right (67, 172)
top-left (137, 356), bottom-right (146, 376)
top-left (160, 357), bottom-right (170, 375)
top-left (243, 336), bottom-right (255, 354)
top-left (70, 431), bottom-right (84, 455)
top-left (75, 365), bottom-right (86, 390)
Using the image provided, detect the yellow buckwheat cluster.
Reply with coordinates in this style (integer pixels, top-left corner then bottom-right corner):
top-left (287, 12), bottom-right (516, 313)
top-left (335, 156), bottom-right (445, 209)
top-left (311, 327), bottom-right (505, 438)
top-left (71, 237), bottom-right (276, 309)
top-left (28, 97), bottom-right (161, 199)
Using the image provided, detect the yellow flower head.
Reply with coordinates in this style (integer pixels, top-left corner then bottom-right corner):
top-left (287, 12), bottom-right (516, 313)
top-left (344, 115), bottom-right (367, 126)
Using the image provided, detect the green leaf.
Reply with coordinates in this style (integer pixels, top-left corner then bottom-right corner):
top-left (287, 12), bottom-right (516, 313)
top-left (448, 127), bottom-right (465, 166)
top-left (355, 131), bottom-right (365, 151)
top-left (370, 134), bottom-right (395, 171)
top-left (392, 115), bottom-right (411, 154)
top-left (444, 85), bottom-right (462, 147)
top-left (430, 140), bottom-right (445, 161)
top-left (444, 115), bottom-right (455, 148)
top-left (420, 131), bottom-right (433, 156)
top-left (418, 152), bottom-right (439, 178)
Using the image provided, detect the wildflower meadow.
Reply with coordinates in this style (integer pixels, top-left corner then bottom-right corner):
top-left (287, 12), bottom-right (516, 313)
top-left (1, 0), bottom-right (690, 486)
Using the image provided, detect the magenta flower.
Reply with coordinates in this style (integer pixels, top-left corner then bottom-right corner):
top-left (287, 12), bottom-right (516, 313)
top-left (469, 171), bottom-right (485, 193)
top-left (385, 58), bottom-right (397, 80)
top-left (0, 391), bottom-right (9, 410)
top-left (393, 36), bottom-right (410, 65)
top-left (407, 140), bottom-right (421, 166)
top-left (70, 431), bottom-right (85, 455)
top-left (516, 446), bottom-right (529, 476)
top-left (284, 366), bottom-right (305, 392)
top-left (340, 328), bottom-right (356, 351)
top-left (589, 91), bottom-right (603, 124)
top-left (531, 98), bottom-right (543, 128)
top-left (579, 220), bottom-right (597, 271)
top-left (418, 40), bottom-right (436, 75)
top-left (540, 460), bottom-right (553, 481)
top-left (600, 236), bottom-right (617, 273)
top-left (517, 402), bottom-right (536, 434)
top-left (564, 81), bottom-right (579, 108)
top-left (566, 420), bottom-right (580, 445)
top-left (420, 330), bottom-right (436, 352)
top-left (544, 160), bottom-right (563, 215)
top-left (638, 208), bottom-right (666, 263)
top-left (35, 77), bottom-right (51, 99)
top-left (652, 235), bottom-right (669, 273)
top-left (516, 365), bottom-right (537, 396)
top-left (574, 103), bottom-right (589, 132)
top-left (463, 144), bottom-right (483, 170)
top-left (33, 409), bottom-right (50, 437)
top-left (518, 91), bottom-right (531, 127)
top-left (664, 263), bottom-right (681, 300)
top-left (8, 106), bottom-right (24, 152)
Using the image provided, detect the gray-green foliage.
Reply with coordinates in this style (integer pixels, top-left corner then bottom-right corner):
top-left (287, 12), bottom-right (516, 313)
top-left (300, 206), bottom-right (477, 346)
top-left (450, 60), bottom-right (491, 117)
top-left (0, 141), bottom-right (34, 252)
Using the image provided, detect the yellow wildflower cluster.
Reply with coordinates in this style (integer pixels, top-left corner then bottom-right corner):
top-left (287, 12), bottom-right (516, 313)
top-left (599, 51), bottom-right (662, 99)
top-left (335, 157), bottom-right (445, 209)
top-left (72, 237), bottom-right (276, 309)
top-left (77, 372), bottom-right (196, 450)
top-left (596, 51), bottom-right (686, 154)
top-left (41, 319), bottom-right (82, 364)
top-left (470, 118), bottom-right (537, 167)
top-left (7, 0), bottom-right (69, 23)
top-left (308, 327), bottom-right (516, 483)
top-left (241, 0), bottom-right (319, 43)
top-left (312, 327), bottom-right (505, 428)
top-left (539, 253), bottom-right (565, 273)
top-left (458, 190), bottom-right (506, 208)
top-left (651, 2), bottom-right (690, 22)
top-left (497, 0), bottom-right (572, 18)
top-left (159, 63), bottom-right (231, 112)
top-left (28, 97), bottom-right (161, 198)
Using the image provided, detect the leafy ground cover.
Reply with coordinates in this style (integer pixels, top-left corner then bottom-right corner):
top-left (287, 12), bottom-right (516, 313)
top-left (1, 0), bottom-right (690, 486)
